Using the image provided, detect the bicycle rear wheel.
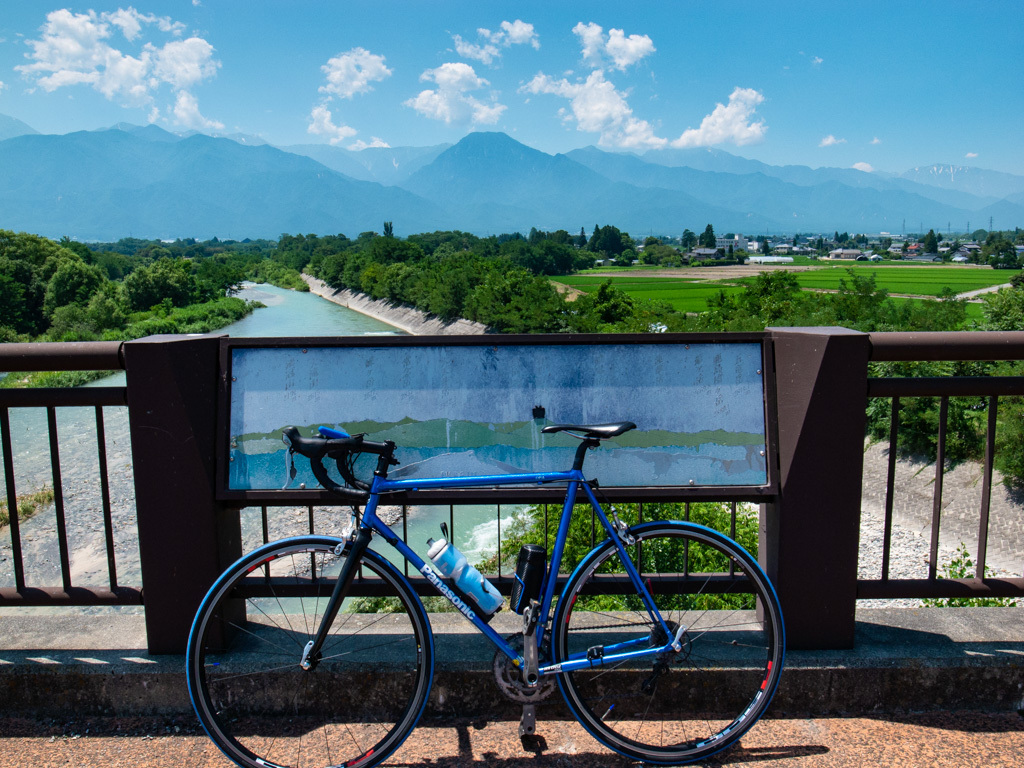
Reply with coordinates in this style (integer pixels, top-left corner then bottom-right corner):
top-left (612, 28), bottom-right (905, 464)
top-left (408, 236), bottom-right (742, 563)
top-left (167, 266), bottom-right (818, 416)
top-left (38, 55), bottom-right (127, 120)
top-left (187, 535), bottom-right (433, 768)
top-left (552, 520), bottom-right (784, 765)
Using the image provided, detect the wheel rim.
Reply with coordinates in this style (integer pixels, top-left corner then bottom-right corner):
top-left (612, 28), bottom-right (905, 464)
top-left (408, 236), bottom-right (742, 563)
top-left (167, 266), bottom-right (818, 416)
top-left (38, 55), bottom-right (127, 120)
top-left (554, 523), bottom-right (783, 763)
top-left (189, 539), bottom-right (431, 768)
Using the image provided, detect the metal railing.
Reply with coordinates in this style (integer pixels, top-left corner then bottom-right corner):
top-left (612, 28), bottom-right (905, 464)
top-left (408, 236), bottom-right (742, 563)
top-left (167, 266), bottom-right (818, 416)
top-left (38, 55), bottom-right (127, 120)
top-left (241, 500), bottom-right (747, 598)
top-left (861, 332), bottom-right (1024, 601)
top-left (0, 342), bottom-right (140, 607)
top-left (4, 331), bottom-right (1024, 653)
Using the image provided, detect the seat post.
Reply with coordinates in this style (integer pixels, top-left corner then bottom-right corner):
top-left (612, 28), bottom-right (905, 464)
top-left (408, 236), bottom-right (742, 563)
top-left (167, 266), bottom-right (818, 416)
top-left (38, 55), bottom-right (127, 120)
top-left (572, 438), bottom-right (601, 471)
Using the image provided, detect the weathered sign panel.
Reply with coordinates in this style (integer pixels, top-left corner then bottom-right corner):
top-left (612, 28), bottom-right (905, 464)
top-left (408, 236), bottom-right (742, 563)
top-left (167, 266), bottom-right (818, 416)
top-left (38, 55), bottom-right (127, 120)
top-left (223, 336), bottom-right (770, 494)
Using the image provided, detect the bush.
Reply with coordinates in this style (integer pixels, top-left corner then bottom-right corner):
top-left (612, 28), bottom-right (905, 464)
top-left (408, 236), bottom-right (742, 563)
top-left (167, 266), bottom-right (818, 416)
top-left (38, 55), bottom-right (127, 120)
top-left (922, 543), bottom-right (1018, 607)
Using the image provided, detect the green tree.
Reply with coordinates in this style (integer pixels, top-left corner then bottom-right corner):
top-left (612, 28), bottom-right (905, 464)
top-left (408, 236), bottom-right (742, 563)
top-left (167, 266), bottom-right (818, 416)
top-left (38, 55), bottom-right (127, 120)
top-left (122, 257), bottom-right (198, 311)
top-left (42, 258), bottom-right (104, 317)
top-left (922, 229), bottom-right (939, 254)
top-left (484, 501), bottom-right (759, 601)
top-left (463, 268), bottom-right (565, 332)
top-left (0, 256), bottom-right (45, 334)
top-left (982, 285), bottom-right (1024, 330)
top-left (681, 229), bottom-right (697, 250)
top-left (699, 224), bottom-right (716, 248)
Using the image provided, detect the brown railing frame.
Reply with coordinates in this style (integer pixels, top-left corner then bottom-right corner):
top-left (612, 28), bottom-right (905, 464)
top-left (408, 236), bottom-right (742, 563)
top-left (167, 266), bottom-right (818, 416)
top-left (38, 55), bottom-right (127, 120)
top-left (0, 342), bottom-right (140, 609)
top-left (860, 331), bottom-right (1024, 602)
top-left (4, 330), bottom-right (1024, 654)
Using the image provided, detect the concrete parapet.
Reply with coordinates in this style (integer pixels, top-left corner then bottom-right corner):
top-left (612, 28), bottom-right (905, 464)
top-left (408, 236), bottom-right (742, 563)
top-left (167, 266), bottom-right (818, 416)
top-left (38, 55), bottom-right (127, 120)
top-left (1, 608), bottom-right (1022, 719)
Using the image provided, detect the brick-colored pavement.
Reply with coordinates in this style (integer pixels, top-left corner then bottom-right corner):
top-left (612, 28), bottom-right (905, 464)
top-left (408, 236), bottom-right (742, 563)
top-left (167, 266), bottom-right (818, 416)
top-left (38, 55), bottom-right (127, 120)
top-left (2, 711), bottom-right (1022, 768)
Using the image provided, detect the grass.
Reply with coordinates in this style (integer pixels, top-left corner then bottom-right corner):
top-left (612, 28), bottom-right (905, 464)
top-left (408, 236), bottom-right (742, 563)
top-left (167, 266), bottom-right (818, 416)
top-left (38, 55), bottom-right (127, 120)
top-left (0, 370), bottom-right (112, 389)
top-left (557, 263), bottom-right (1010, 318)
top-left (0, 487), bottom-right (55, 528)
top-left (773, 265), bottom-right (1017, 296)
top-left (553, 275), bottom-right (747, 313)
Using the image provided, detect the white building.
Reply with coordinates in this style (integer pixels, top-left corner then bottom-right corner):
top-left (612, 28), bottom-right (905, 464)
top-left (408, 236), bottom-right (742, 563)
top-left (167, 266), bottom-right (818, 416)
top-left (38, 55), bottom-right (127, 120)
top-left (715, 234), bottom-right (745, 252)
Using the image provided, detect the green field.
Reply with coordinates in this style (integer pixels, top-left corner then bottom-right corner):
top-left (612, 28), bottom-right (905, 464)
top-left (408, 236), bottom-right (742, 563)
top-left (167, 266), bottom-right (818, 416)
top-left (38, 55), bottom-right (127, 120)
top-left (555, 263), bottom-right (1017, 315)
top-left (777, 265), bottom-right (1017, 296)
top-left (555, 275), bottom-right (746, 313)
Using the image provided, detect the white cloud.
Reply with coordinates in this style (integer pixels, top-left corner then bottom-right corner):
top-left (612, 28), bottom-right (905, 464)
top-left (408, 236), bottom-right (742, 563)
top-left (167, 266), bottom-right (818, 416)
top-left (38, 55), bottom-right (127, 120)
top-left (454, 35), bottom-right (500, 65)
top-left (311, 48), bottom-right (392, 147)
top-left (871, 137), bottom-right (881, 145)
top-left (819, 134), bottom-right (846, 147)
top-left (572, 22), bottom-right (654, 71)
top-left (0, 80), bottom-right (5, 93)
top-left (965, 151), bottom-right (978, 158)
top-left (812, 56), bottom-right (824, 66)
top-left (671, 87), bottom-right (766, 148)
top-left (405, 62), bottom-right (505, 124)
top-left (17, 8), bottom-right (219, 120)
top-left (521, 69), bottom-right (666, 149)
top-left (852, 162), bottom-right (874, 172)
top-left (500, 20), bottom-right (540, 49)
top-left (319, 48), bottom-right (392, 99)
top-left (105, 8), bottom-right (185, 41)
top-left (152, 38), bottom-right (220, 90)
top-left (172, 90), bottom-right (223, 130)
top-left (349, 137), bottom-right (391, 151)
top-left (454, 19), bottom-right (538, 66)
top-left (307, 104), bottom-right (357, 145)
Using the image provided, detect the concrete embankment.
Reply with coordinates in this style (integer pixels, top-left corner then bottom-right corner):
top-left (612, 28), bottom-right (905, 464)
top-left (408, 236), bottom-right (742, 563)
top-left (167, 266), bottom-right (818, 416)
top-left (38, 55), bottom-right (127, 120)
top-left (302, 275), bottom-right (487, 336)
top-left (3, 608), bottom-right (1023, 717)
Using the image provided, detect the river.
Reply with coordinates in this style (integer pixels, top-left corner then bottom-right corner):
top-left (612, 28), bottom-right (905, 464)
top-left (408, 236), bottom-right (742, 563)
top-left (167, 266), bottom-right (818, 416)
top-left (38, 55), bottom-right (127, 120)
top-left (1, 284), bottom-right (520, 600)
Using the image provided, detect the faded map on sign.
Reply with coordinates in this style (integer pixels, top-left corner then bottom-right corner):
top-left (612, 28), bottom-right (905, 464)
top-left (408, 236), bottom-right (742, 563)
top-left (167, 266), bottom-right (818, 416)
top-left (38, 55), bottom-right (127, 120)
top-left (227, 342), bottom-right (767, 490)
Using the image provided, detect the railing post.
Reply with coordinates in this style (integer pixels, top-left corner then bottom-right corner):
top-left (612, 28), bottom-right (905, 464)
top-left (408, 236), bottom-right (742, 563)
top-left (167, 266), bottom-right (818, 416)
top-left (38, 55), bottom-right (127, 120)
top-left (124, 334), bottom-right (240, 654)
top-left (764, 327), bottom-right (869, 649)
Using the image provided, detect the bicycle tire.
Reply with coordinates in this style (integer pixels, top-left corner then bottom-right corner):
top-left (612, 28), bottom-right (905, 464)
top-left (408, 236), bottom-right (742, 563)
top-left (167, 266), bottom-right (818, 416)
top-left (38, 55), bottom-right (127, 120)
top-left (187, 535), bottom-right (433, 768)
top-left (552, 520), bottom-right (784, 765)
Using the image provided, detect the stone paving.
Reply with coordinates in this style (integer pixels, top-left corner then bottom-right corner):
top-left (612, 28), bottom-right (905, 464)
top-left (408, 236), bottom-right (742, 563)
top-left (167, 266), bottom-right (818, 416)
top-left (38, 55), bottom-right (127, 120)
top-left (859, 441), bottom-right (1024, 587)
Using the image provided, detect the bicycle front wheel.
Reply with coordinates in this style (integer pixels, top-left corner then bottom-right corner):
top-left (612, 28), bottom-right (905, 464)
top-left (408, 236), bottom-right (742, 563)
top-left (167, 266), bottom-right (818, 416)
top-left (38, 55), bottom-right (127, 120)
top-left (187, 535), bottom-right (433, 768)
top-left (552, 521), bottom-right (784, 765)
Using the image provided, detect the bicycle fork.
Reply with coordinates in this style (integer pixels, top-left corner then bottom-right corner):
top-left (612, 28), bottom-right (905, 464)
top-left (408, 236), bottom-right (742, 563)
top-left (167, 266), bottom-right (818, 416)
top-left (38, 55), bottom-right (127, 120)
top-left (299, 527), bottom-right (373, 671)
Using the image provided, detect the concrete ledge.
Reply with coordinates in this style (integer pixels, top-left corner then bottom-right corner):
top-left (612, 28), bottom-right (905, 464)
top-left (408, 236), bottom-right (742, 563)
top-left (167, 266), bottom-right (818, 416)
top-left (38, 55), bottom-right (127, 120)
top-left (1, 608), bottom-right (1022, 718)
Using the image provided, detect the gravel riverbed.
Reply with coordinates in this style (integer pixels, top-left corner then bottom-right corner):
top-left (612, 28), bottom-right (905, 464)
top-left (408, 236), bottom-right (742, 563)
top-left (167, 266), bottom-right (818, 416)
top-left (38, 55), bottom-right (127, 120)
top-left (2, 429), bottom-right (1021, 611)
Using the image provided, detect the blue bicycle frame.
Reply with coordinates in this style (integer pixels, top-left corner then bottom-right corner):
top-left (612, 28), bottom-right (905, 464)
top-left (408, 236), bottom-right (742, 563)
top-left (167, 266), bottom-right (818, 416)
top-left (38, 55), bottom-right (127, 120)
top-left (303, 463), bottom-right (681, 680)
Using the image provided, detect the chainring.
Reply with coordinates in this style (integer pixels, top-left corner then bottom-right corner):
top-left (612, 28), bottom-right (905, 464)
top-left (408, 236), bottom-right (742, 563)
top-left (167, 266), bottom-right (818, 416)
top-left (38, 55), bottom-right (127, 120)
top-left (492, 634), bottom-right (557, 704)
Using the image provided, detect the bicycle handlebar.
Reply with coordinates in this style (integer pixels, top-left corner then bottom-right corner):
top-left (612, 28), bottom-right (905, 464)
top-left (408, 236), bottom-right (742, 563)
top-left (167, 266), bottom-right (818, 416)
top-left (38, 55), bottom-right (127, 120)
top-left (282, 426), bottom-right (397, 501)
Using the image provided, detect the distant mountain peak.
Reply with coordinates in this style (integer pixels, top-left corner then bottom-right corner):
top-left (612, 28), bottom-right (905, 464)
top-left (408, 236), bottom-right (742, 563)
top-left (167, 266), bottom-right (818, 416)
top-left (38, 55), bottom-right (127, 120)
top-left (0, 113), bottom-right (40, 141)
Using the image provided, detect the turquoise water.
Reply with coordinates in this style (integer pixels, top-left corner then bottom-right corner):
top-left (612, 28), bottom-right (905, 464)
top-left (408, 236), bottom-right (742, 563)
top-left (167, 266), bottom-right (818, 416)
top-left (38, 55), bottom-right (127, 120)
top-left (4, 284), bottom-right (514, 586)
top-left (222, 282), bottom-right (404, 338)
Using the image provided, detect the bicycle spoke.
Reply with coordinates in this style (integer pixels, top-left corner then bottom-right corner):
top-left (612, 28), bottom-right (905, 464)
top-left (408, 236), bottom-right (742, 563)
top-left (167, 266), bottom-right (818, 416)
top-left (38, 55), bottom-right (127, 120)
top-left (188, 540), bottom-right (432, 768)
top-left (555, 522), bottom-right (783, 764)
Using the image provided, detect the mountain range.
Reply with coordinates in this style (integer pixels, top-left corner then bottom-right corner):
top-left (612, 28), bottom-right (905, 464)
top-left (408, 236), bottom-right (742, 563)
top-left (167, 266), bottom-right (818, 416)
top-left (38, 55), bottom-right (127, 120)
top-left (0, 115), bottom-right (1021, 241)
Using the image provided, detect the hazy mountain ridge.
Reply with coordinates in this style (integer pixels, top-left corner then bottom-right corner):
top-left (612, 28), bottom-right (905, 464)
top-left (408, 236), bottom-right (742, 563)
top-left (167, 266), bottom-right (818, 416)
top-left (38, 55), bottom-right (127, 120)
top-left (0, 129), bottom-right (449, 239)
top-left (0, 113), bottom-right (1021, 239)
top-left (0, 114), bottom-right (40, 141)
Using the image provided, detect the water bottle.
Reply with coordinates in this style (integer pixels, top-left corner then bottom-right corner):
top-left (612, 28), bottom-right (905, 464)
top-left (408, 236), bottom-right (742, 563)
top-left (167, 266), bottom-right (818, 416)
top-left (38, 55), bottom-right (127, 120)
top-left (426, 532), bottom-right (503, 617)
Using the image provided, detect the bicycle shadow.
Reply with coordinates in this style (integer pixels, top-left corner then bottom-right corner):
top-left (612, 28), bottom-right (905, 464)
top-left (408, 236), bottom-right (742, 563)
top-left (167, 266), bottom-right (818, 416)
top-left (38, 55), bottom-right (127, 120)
top-left (387, 721), bottom-right (829, 767)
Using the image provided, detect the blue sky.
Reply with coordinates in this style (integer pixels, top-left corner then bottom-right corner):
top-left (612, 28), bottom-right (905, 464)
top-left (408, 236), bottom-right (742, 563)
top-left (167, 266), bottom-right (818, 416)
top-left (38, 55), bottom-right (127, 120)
top-left (1, 1), bottom-right (1022, 174)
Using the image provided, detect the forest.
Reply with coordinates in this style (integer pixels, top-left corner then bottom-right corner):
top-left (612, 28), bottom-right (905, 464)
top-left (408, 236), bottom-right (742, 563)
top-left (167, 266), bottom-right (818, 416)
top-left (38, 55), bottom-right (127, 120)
top-left (3, 223), bottom-right (1024, 486)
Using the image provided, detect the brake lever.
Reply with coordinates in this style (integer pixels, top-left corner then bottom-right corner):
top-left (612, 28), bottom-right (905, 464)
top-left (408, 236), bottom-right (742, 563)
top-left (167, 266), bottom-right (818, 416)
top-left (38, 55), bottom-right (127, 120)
top-left (282, 448), bottom-right (297, 490)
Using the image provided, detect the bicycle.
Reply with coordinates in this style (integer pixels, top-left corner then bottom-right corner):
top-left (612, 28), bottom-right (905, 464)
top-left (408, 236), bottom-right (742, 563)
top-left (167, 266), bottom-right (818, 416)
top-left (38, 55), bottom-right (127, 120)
top-left (187, 421), bottom-right (784, 767)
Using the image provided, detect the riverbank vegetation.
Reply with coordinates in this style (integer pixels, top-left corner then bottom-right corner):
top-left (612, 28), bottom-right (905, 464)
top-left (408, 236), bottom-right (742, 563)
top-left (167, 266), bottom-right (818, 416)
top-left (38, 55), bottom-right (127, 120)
top-left (0, 230), bottom-right (298, 386)
top-left (5, 223), bottom-right (1024, 483)
top-left (0, 486), bottom-right (54, 529)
